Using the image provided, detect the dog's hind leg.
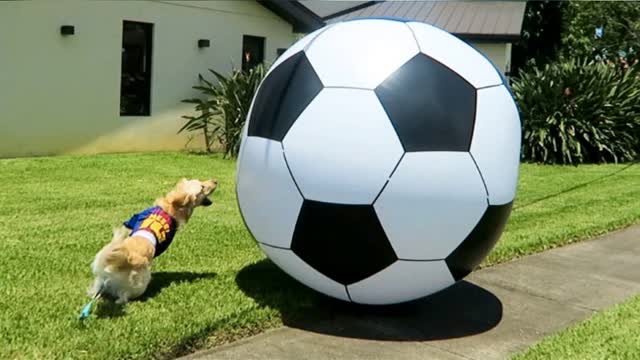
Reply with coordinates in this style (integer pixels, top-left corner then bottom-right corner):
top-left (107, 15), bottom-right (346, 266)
top-left (87, 277), bottom-right (105, 298)
top-left (115, 292), bottom-right (129, 305)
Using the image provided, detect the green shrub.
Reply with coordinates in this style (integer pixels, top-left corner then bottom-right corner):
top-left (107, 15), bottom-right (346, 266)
top-left (180, 81), bottom-right (219, 154)
top-left (181, 64), bottom-right (266, 158)
top-left (512, 58), bottom-right (640, 164)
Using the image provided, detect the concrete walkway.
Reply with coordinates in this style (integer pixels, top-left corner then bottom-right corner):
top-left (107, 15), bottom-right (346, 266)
top-left (182, 225), bottom-right (640, 360)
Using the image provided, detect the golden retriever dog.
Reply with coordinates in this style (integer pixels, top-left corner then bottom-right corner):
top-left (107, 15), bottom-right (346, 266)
top-left (89, 178), bottom-right (217, 304)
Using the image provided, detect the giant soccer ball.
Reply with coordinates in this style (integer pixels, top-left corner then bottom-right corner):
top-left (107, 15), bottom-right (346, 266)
top-left (236, 18), bottom-right (521, 305)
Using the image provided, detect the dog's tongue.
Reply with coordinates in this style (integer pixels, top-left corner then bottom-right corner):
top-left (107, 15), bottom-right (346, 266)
top-left (202, 197), bottom-right (213, 206)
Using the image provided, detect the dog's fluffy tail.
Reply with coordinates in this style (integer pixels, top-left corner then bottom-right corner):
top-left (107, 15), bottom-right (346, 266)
top-left (104, 227), bottom-right (149, 271)
top-left (112, 226), bottom-right (130, 244)
top-left (105, 247), bottom-right (149, 271)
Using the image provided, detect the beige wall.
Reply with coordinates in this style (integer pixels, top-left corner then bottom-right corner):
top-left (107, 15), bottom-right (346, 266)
top-left (469, 41), bottom-right (512, 76)
top-left (0, 0), bottom-right (296, 158)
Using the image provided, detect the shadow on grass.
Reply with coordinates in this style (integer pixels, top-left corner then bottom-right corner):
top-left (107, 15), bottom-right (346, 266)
top-left (95, 300), bottom-right (127, 319)
top-left (141, 271), bottom-right (217, 301)
top-left (93, 271), bottom-right (217, 318)
top-left (514, 161), bottom-right (637, 211)
top-left (236, 259), bottom-right (502, 341)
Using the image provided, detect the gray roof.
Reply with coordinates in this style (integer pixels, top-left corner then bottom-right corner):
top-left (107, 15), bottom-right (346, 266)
top-left (299, 1), bottom-right (370, 17)
top-left (326, 1), bottom-right (526, 41)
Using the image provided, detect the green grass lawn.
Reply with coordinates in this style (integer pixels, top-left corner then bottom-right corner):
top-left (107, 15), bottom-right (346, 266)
top-left (512, 295), bottom-right (640, 360)
top-left (1, 153), bottom-right (639, 359)
top-left (484, 161), bottom-right (640, 266)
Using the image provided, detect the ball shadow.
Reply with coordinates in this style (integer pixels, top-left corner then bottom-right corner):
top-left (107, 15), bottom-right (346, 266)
top-left (236, 259), bottom-right (502, 341)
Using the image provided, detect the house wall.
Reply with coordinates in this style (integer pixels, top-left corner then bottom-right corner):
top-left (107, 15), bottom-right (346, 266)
top-left (0, 0), bottom-right (296, 158)
top-left (468, 42), bottom-right (512, 76)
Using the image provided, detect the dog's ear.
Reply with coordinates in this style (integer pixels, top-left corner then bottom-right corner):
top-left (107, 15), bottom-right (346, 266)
top-left (183, 193), bottom-right (197, 207)
top-left (168, 190), bottom-right (196, 208)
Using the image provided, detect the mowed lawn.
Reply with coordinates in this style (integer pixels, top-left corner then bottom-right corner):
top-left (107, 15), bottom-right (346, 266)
top-left (513, 294), bottom-right (640, 360)
top-left (484, 161), bottom-right (640, 266)
top-left (1, 153), bottom-right (639, 359)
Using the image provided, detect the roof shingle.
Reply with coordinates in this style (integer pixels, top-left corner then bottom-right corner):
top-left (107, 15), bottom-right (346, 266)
top-left (326, 1), bottom-right (526, 41)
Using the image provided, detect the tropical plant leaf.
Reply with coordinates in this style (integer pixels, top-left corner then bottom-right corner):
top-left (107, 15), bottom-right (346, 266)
top-left (180, 64), bottom-right (267, 156)
top-left (512, 58), bottom-right (640, 164)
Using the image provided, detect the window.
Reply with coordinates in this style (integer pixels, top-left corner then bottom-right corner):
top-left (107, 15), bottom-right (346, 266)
top-left (120, 21), bottom-right (153, 116)
top-left (242, 35), bottom-right (265, 72)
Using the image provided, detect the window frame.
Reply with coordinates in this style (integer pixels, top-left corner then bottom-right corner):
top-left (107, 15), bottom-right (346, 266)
top-left (242, 35), bottom-right (266, 72)
top-left (120, 20), bottom-right (154, 117)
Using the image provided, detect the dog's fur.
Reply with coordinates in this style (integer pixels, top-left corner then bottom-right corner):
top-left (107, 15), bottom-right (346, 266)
top-left (89, 178), bottom-right (217, 304)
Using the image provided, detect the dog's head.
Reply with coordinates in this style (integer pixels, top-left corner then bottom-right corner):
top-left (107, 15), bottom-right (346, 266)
top-left (168, 178), bottom-right (218, 210)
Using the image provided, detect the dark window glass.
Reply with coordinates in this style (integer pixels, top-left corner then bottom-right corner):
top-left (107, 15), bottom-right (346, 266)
top-left (120, 21), bottom-right (153, 116)
top-left (242, 35), bottom-right (265, 72)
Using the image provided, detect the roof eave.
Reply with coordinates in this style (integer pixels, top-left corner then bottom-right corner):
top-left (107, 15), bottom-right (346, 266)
top-left (258, 0), bottom-right (325, 33)
top-left (455, 33), bottom-right (521, 42)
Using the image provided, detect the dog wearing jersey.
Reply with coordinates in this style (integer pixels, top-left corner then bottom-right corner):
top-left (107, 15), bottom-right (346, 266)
top-left (89, 178), bottom-right (217, 304)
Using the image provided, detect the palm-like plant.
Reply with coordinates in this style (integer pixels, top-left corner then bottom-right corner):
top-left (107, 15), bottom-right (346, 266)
top-left (180, 64), bottom-right (266, 158)
top-left (180, 80), bottom-right (220, 154)
top-left (512, 58), bottom-right (640, 164)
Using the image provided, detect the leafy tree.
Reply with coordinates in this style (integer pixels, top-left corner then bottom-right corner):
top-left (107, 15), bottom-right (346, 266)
top-left (511, 1), bottom-right (567, 76)
top-left (561, 1), bottom-right (640, 67)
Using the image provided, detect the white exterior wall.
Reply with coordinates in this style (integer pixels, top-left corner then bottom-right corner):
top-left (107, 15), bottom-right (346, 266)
top-left (468, 42), bottom-right (512, 76)
top-left (0, 0), bottom-right (296, 158)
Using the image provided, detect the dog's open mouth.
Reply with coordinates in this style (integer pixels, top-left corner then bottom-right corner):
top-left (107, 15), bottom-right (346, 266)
top-left (201, 197), bottom-right (213, 206)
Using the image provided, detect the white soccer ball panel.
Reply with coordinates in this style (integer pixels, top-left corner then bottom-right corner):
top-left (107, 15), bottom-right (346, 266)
top-left (265, 26), bottom-right (332, 78)
top-left (407, 22), bottom-right (503, 89)
top-left (283, 88), bottom-right (404, 204)
top-left (470, 85), bottom-right (521, 205)
top-left (236, 122), bottom-right (249, 174)
top-left (305, 19), bottom-right (419, 89)
top-left (259, 244), bottom-right (350, 302)
top-left (347, 260), bottom-right (455, 305)
top-left (237, 137), bottom-right (303, 248)
top-left (374, 152), bottom-right (488, 260)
